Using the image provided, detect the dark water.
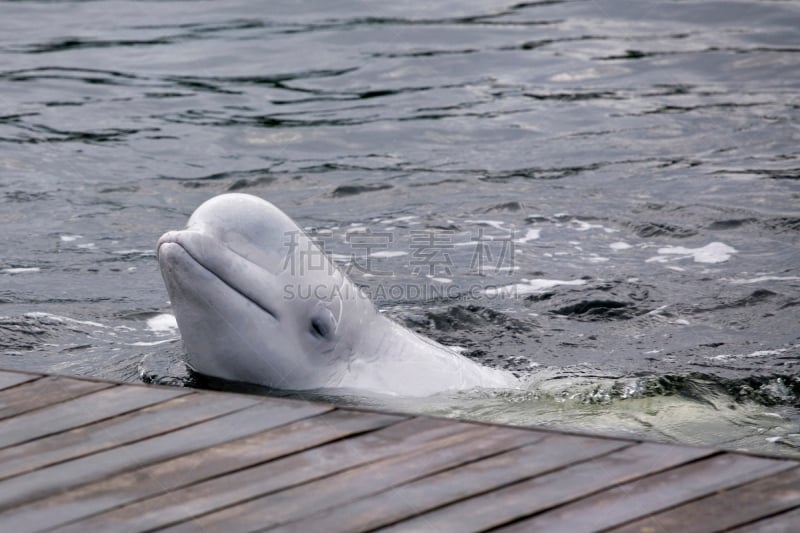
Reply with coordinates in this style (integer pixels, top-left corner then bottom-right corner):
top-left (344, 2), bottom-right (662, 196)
top-left (1, 0), bottom-right (799, 455)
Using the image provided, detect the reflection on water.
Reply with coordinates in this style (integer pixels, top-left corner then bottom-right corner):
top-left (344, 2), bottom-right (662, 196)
top-left (1, 0), bottom-right (799, 456)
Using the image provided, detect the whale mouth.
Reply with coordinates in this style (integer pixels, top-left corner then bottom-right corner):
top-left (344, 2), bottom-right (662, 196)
top-left (158, 232), bottom-right (280, 321)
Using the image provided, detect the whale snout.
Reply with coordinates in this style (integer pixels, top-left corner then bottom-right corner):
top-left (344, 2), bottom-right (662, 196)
top-left (156, 230), bottom-right (182, 257)
top-left (156, 229), bottom-right (284, 321)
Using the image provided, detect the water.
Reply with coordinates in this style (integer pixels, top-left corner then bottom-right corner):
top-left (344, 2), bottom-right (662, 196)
top-left (1, 0), bottom-right (799, 456)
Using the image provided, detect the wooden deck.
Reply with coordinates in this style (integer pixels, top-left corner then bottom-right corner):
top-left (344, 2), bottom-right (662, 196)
top-left (0, 368), bottom-right (797, 532)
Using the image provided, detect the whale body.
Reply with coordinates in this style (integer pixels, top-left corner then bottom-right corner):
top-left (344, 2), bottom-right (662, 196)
top-left (157, 193), bottom-right (520, 397)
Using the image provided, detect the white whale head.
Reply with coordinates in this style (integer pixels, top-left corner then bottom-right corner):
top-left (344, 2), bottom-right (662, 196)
top-left (157, 193), bottom-right (374, 390)
top-left (158, 193), bottom-right (520, 396)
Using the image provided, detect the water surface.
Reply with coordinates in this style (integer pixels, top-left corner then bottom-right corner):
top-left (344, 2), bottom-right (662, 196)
top-left (1, 0), bottom-right (799, 456)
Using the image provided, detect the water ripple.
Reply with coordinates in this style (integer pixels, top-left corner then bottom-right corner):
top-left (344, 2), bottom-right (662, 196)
top-left (1, 0), bottom-right (799, 456)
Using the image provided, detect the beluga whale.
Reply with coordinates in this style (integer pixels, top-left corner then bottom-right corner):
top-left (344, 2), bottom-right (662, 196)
top-left (157, 193), bottom-right (520, 397)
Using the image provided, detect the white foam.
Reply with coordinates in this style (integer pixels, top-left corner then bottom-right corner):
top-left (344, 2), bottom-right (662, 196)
top-left (706, 345), bottom-right (796, 361)
top-left (609, 242), bottom-right (631, 251)
top-left (371, 250), bottom-right (408, 258)
top-left (113, 249), bottom-right (156, 256)
top-left (24, 312), bottom-right (107, 328)
top-left (484, 278), bottom-right (587, 297)
top-left (146, 313), bottom-right (178, 334)
top-left (727, 275), bottom-right (800, 284)
top-left (551, 67), bottom-right (603, 82)
top-left (645, 305), bottom-right (670, 317)
top-left (128, 339), bottom-right (177, 347)
top-left (570, 219), bottom-right (605, 232)
top-left (60, 235), bottom-right (82, 242)
top-left (649, 242), bottom-right (737, 264)
top-left (515, 228), bottom-right (541, 244)
top-left (2, 267), bottom-right (40, 274)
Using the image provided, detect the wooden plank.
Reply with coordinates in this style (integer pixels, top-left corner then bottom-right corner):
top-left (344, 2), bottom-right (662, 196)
top-left (0, 376), bottom-right (111, 421)
top-left (498, 453), bottom-right (797, 533)
top-left (0, 391), bottom-right (257, 483)
top-left (728, 506), bottom-right (800, 533)
top-left (0, 370), bottom-right (39, 391)
top-left (0, 397), bottom-right (329, 512)
top-left (52, 416), bottom-right (482, 532)
top-left (378, 442), bottom-right (714, 533)
top-left (178, 432), bottom-right (630, 533)
top-left (0, 409), bottom-right (403, 532)
top-left (609, 466), bottom-right (800, 533)
top-left (0, 384), bottom-right (187, 449)
top-left (113, 422), bottom-right (551, 532)
top-left (0, 370), bottom-right (795, 533)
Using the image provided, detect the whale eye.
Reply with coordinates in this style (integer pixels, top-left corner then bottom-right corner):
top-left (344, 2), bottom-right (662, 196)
top-left (309, 309), bottom-right (335, 340)
top-left (310, 317), bottom-right (329, 339)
